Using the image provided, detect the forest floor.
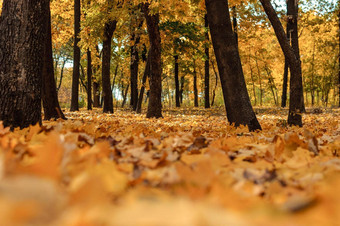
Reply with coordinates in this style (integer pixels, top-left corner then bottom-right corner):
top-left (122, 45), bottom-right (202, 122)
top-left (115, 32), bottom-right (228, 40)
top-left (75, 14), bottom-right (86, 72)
top-left (0, 107), bottom-right (339, 225)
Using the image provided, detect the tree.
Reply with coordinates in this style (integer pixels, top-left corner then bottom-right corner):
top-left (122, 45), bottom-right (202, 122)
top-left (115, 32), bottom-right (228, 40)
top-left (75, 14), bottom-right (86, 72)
top-left (174, 55), bottom-right (180, 107)
top-left (142, 3), bottom-right (163, 118)
top-left (42, 3), bottom-right (66, 120)
top-left (259, 0), bottom-right (303, 126)
top-left (205, 0), bottom-right (261, 131)
top-left (204, 14), bottom-right (210, 109)
top-left (101, 0), bottom-right (117, 113)
top-left (70, 0), bottom-right (81, 111)
top-left (87, 49), bottom-right (92, 110)
top-left (0, 0), bottom-right (49, 129)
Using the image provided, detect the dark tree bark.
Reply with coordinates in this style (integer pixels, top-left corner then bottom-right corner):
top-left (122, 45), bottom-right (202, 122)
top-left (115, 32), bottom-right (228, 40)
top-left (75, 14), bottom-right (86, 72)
top-left (232, 6), bottom-right (238, 44)
top-left (0, 0), bottom-right (49, 129)
top-left (130, 18), bottom-right (143, 111)
top-left (210, 58), bottom-right (218, 106)
top-left (136, 49), bottom-right (151, 114)
top-left (87, 49), bottom-right (92, 110)
top-left (56, 59), bottom-right (67, 92)
top-left (281, 59), bottom-right (289, 107)
top-left (121, 84), bottom-right (129, 108)
top-left (93, 81), bottom-right (100, 107)
top-left (180, 76), bottom-right (185, 104)
top-left (260, 0), bottom-right (303, 126)
top-left (204, 14), bottom-right (210, 108)
top-left (101, 18), bottom-right (117, 113)
top-left (42, 4), bottom-right (66, 120)
top-left (193, 59), bottom-right (199, 107)
top-left (142, 3), bottom-right (162, 118)
top-left (205, 0), bottom-right (261, 131)
top-left (130, 34), bottom-right (140, 111)
top-left (70, 0), bottom-right (81, 111)
top-left (174, 55), bottom-right (180, 107)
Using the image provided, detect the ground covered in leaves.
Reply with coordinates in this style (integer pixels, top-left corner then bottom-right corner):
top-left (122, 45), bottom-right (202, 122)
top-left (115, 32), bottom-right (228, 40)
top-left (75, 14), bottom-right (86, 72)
top-left (0, 107), bottom-right (339, 225)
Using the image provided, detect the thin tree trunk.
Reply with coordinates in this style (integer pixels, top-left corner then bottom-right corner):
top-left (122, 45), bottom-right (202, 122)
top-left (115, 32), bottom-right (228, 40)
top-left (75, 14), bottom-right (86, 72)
top-left (70, 0), bottom-right (81, 111)
top-left (142, 3), bottom-right (162, 118)
top-left (260, 0), bottom-right (303, 126)
top-left (264, 66), bottom-right (278, 105)
top-left (42, 4), bottom-right (66, 120)
top-left (255, 55), bottom-right (263, 106)
top-left (210, 58), bottom-right (218, 106)
top-left (193, 59), bottom-right (199, 107)
top-left (0, 0), bottom-right (49, 129)
top-left (206, 0), bottom-right (261, 131)
top-left (248, 53), bottom-right (257, 106)
top-left (180, 76), bottom-right (185, 104)
top-left (87, 49), bottom-right (92, 110)
top-left (136, 49), bottom-right (151, 113)
top-left (130, 34), bottom-right (140, 111)
top-left (57, 59), bottom-right (67, 92)
top-left (311, 40), bottom-right (316, 106)
top-left (204, 14), bottom-right (210, 108)
top-left (174, 55), bottom-right (180, 107)
top-left (121, 84), bottom-right (130, 108)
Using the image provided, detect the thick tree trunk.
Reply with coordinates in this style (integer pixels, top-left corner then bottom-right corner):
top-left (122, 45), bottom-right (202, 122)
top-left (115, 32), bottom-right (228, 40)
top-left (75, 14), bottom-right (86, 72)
top-left (0, 0), bottom-right (49, 129)
top-left (142, 3), bottom-right (162, 118)
top-left (87, 49), bottom-right (92, 110)
top-left (204, 14), bottom-right (210, 108)
top-left (42, 4), bottom-right (66, 120)
top-left (205, 0), bottom-right (261, 131)
top-left (70, 0), bottom-right (81, 111)
top-left (260, 0), bottom-right (303, 126)
top-left (136, 49), bottom-right (151, 114)
top-left (101, 19), bottom-right (117, 113)
top-left (174, 55), bottom-right (180, 107)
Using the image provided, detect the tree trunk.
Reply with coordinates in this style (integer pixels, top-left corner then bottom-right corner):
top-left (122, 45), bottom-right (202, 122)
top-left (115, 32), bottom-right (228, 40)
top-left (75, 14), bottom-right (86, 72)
top-left (142, 3), bottom-right (162, 118)
top-left (101, 19), bottom-right (117, 113)
top-left (87, 49), bottom-right (92, 110)
top-left (70, 0), bottom-right (81, 111)
top-left (260, 0), bottom-right (303, 126)
top-left (254, 54), bottom-right (263, 106)
top-left (204, 14), bottom-right (210, 108)
top-left (121, 84), bottom-right (129, 108)
top-left (311, 40), bottom-right (316, 106)
top-left (0, 0), bottom-right (49, 129)
top-left (130, 34), bottom-right (140, 111)
top-left (57, 59), bottom-right (67, 93)
top-left (193, 59), bottom-right (199, 107)
top-left (93, 81), bottom-right (100, 107)
top-left (205, 0), bottom-right (261, 131)
top-left (42, 4), bottom-right (66, 120)
top-left (281, 59), bottom-right (289, 107)
top-left (136, 49), bottom-right (151, 114)
top-left (210, 58), bottom-right (219, 106)
top-left (174, 55), bottom-right (180, 107)
top-left (248, 52), bottom-right (257, 106)
top-left (180, 76), bottom-right (185, 104)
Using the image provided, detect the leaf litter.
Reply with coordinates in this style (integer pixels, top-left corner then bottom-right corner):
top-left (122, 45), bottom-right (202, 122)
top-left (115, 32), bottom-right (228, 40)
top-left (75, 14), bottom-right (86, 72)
top-left (0, 108), bottom-right (339, 225)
